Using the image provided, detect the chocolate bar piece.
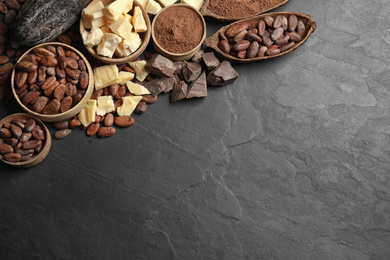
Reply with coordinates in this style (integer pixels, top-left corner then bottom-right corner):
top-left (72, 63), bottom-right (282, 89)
top-left (145, 54), bottom-right (175, 78)
top-left (207, 61), bottom-right (239, 86)
top-left (191, 49), bottom-right (204, 63)
top-left (201, 52), bottom-right (220, 71)
top-left (171, 78), bottom-right (188, 103)
top-left (183, 62), bottom-right (202, 83)
top-left (187, 71), bottom-right (207, 99)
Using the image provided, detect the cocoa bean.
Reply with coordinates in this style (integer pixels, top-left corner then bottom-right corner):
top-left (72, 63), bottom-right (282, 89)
top-left (0, 63), bottom-right (13, 75)
top-left (234, 30), bottom-right (248, 42)
top-left (273, 15), bottom-right (283, 28)
top-left (22, 140), bottom-right (41, 150)
top-left (15, 71), bottom-right (28, 88)
top-left (65, 83), bottom-right (77, 97)
top-left (34, 142), bottom-right (42, 153)
top-left (262, 34), bottom-right (273, 47)
top-left (20, 154), bottom-right (33, 162)
top-left (41, 76), bottom-right (56, 90)
top-left (0, 127), bottom-right (11, 138)
top-left (33, 47), bottom-right (54, 57)
top-left (0, 54), bottom-right (8, 64)
top-left (37, 66), bottom-right (47, 82)
top-left (61, 96), bottom-right (73, 112)
top-left (279, 42), bottom-right (295, 52)
top-left (219, 31), bottom-right (228, 41)
top-left (141, 95), bottom-right (158, 104)
top-left (86, 122), bottom-right (100, 136)
top-left (264, 16), bottom-right (274, 27)
top-left (109, 84), bottom-right (119, 97)
top-left (225, 22), bottom-right (249, 38)
top-left (43, 81), bottom-right (60, 96)
top-left (21, 90), bottom-right (40, 106)
top-left (218, 40), bottom-right (230, 54)
top-left (55, 66), bottom-right (65, 79)
top-left (27, 70), bottom-right (38, 85)
top-left (15, 148), bottom-right (34, 156)
top-left (97, 127), bottom-right (116, 138)
top-left (271, 27), bottom-right (284, 41)
top-left (5, 0), bottom-right (20, 11)
top-left (247, 41), bottom-right (260, 58)
top-left (288, 15), bottom-right (298, 32)
top-left (9, 124), bottom-right (22, 139)
top-left (281, 16), bottom-right (288, 31)
top-left (297, 20), bottom-right (306, 37)
top-left (78, 60), bottom-right (86, 72)
top-left (71, 93), bottom-right (82, 107)
top-left (32, 128), bottom-right (45, 140)
top-left (46, 45), bottom-right (57, 55)
top-left (0, 3), bottom-right (7, 14)
top-left (114, 116), bottom-right (134, 127)
top-left (57, 46), bottom-right (65, 57)
top-left (65, 51), bottom-right (80, 61)
top-left (24, 119), bottom-right (35, 133)
top-left (64, 57), bottom-right (78, 70)
top-left (65, 67), bottom-right (80, 80)
top-left (275, 35), bottom-right (290, 45)
top-left (237, 51), bottom-right (247, 59)
top-left (42, 99), bottom-right (60, 115)
top-left (258, 20), bottom-right (266, 36)
top-left (78, 71), bottom-right (89, 89)
top-left (69, 118), bottom-right (81, 128)
top-left (57, 34), bottom-right (72, 45)
top-left (103, 113), bottom-right (114, 127)
top-left (0, 143), bottom-right (13, 153)
top-left (53, 84), bottom-right (66, 101)
top-left (232, 40), bottom-right (251, 52)
top-left (285, 31), bottom-right (302, 42)
top-left (46, 66), bottom-right (56, 76)
top-left (265, 48), bottom-right (281, 56)
top-left (19, 132), bottom-right (32, 143)
top-left (53, 120), bottom-right (68, 130)
top-left (257, 46), bottom-right (268, 57)
top-left (54, 129), bottom-right (71, 139)
top-left (3, 153), bottom-right (21, 162)
top-left (4, 137), bottom-right (17, 147)
top-left (115, 85), bottom-right (127, 100)
top-left (246, 32), bottom-right (262, 43)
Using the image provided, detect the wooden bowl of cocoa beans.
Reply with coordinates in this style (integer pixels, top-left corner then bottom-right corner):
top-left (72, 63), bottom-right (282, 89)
top-left (11, 42), bottom-right (94, 122)
top-left (0, 113), bottom-right (51, 168)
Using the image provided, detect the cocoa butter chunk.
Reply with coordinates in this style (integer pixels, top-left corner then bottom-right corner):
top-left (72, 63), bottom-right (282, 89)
top-left (201, 52), bottom-right (220, 71)
top-left (170, 80), bottom-right (188, 103)
top-left (187, 72), bottom-right (207, 99)
top-left (183, 62), bottom-right (202, 83)
top-left (145, 54), bottom-right (175, 78)
top-left (207, 61), bottom-right (239, 86)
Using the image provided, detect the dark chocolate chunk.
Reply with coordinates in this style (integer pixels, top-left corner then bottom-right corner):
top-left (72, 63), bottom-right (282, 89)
top-left (201, 52), bottom-right (220, 71)
top-left (161, 77), bottom-right (175, 93)
top-left (171, 79), bottom-right (188, 103)
top-left (191, 49), bottom-right (204, 63)
top-left (187, 71), bottom-right (207, 99)
top-left (145, 78), bottom-right (166, 96)
top-left (145, 54), bottom-right (175, 78)
top-left (173, 61), bottom-right (185, 76)
top-left (207, 61), bottom-right (239, 86)
top-left (183, 62), bottom-right (202, 83)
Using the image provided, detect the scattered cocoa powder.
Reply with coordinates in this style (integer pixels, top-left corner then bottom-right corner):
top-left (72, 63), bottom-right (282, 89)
top-left (153, 6), bottom-right (204, 54)
top-left (208, 0), bottom-right (280, 19)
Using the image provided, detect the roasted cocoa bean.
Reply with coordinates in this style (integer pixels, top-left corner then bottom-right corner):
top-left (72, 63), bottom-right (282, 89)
top-left (247, 41), bottom-right (259, 58)
top-left (234, 30), bottom-right (248, 42)
top-left (3, 153), bottom-right (21, 162)
top-left (281, 16), bottom-right (288, 31)
top-left (78, 71), bottom-right (89, 89)
top-left (225, 22), bottom-right (249, 38)
top-left (27, 70), bottom-right (38, 85)
top-left (19, 132), bottom-right (32, 143)
top-left (103, 113), bottom-right (114, 127)
top-left (46, 66), bottom-right (56, 76)
top-left (78, 60), bottom-right (86, 72)
top-left (69, 118), bottom-right (81, 128)
top-left (297, 20), bottom-right (305, 37)
top-left (271, 27), bottom-right (284, 41)
top-left (97, 126), bottom-right (116, 138)
top-left (264, 16), bottom-right (274, 27)
top-left (65, 51), bottom-right (80, 61)
top-left (31, 128), bottom-right (45, 140)
top-left (71, 93), bottom-right (82, 107)
top-left (219, 31), bottom-right (228, 41)
top-left (273, 15), bottom-right (283, 28)
top-left (265, 48), bottom-right (281, 56)
top-left (65, 83), bottom-right (77, 97)
top-left (141, 95), bottom-right (158, 104)
top-left (218, 40), bottom-right (230, 54)
top-left (53, 120), bottom-right (68, 130)
top-left (0, 127), bottom-right (11, 138)
top-left (41, 76), bottom-right (57, 90)
top-left (114, 116), bottom-right (134, 127)
top-left (40, 56), bottom-right (58, 67)
top-left (15, 71), bottom-right (28, 88)
top-left (54, 129), bottom-right (71, 139)
top-left (21, 90), bottom-right (40, 106)
top-left (22, 140), bottom-right (41, 150)
top-left (37, 66), bottom-right (47, 82)
top-left (0, 143), bottom-right (13, 153)
top-left (246, 32), bottom-right (262, 43)
top-left (15, 148), bottom-right (34, 156)
top-left (42, 99), bottom-right (60, 115)
top-left (279, 42), bottom-right (296, 52)
top-left (257, 46), bottom-right (268, 57)
top-left (61, 96), bottom-right (73, 112)
top-left (24, 119), bottom-right (35, 133)
top-left (86, 122), bottom-right (100, 136)
top-left (232, 40), bottom-right (251, 52)
top-left (135, 101), bottom-right (147, 114)
top-left (20, 153), bottom-right (33, 162)
top-left (288, 15), bottom-right (298, 32)
top-left (53, 84), bottom-right (66, 101)
top-left (286, 31), bottom-right (302, 42)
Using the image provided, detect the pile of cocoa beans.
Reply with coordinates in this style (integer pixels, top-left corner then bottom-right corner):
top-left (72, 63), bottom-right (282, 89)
top-left (0, 117), bottom-right (45, 162)
top-left (52, 60), bottom-right (158, 139)
top-left (218, 14), bottom-right (306, 59)
top-left (14, 45), bottom-right (89, 115)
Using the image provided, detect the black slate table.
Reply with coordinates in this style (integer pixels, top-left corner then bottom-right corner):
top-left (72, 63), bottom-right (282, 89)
top-left (2, 0), bottom-right (390, 259)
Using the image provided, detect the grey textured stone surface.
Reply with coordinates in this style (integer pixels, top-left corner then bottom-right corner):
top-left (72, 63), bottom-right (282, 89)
top-left (1, 0), bottom-right (390, 259)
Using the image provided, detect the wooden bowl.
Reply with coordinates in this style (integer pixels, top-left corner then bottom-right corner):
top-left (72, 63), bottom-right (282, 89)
top-left (200, 0), bottom-right (291, 21)
top-left (152, 4), bottom-right (206, 61)
top-left (80, 0), bottom-right (151, 64)
top-left (11, 42), bottom-right (94, 122)
top-left (0, 113), bottom-right (51, 168)
top-left (204, 12), bottom-right (317, 63)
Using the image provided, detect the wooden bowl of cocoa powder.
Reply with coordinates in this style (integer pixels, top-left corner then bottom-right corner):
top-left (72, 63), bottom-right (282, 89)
top-left (0, 113), bottom-right (51, 168)
top-left (11, 42), bottom-right (94, 123)
top-left (152, 4), bottom-right (206, 61)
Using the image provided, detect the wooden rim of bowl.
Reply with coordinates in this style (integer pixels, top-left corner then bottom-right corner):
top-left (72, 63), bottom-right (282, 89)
top-left (79, 0), bottom-right (151, 64)
top-left (0, 113), bottom-right (51, 168)
top-left (11, 42), bottom-right (94, 122)
top-left (151, 4), bottom-right (207, 58)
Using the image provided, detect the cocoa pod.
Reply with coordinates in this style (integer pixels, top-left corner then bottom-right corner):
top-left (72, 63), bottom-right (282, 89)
top-left (86, 122), bottom-right (100, 136)
top-left (54, 129), bottom-right (71, 139)
top-left (247, 41), bottom-right (259, 58)
top-left (3, 153), bottom-right (21, 162)
top-left (103, 113), bottom-right (114, 127)
top-left (42, 99), bottom-right (60, 115)
top-left (225, 22), bottom-right (249, 38)
top-left (60, 96), bottom-right (73, 112)
top-left (114, 116), bottom-right (134, 127)
top-left (53, 84), bottom-right (66, 101)
top-left (288, 15), bottom-right (298, 32)
top-left (0, 143), bottom-right (13, 153)
top-left (218, 40), bottom-right (230, 54)
top-left (97, 126), bottom-right (116, 138)
top-left (232, 40), bottom-right (251, 52)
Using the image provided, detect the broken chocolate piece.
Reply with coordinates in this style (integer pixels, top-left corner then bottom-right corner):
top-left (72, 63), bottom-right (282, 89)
top-left (161, 77), bottom-right (175, 93)
top-left (145, 79), bottom-right (165, 96)
top-left (173, 61), bottom-right (185, 76)
top-left (201, 52), bottom-right (220, 71)
top-left (191, 49), bottom-right (204, 63)
top-left (187, 71), bottom-right (207, 99)
top-left (145, 54), bottom-right (175, 78)
top-left (183, 62), bottom-right (202, 83)
top-left (207, 61), bottom-right (239, 86)
top-left (171, 79), bottom-right (188, 103)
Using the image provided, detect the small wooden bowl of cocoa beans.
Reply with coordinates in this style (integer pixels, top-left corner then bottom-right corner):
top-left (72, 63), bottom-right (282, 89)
top-left (11, 42), bottom-right (94, 122)
top-left (0, 113), bottom-right (51, 168)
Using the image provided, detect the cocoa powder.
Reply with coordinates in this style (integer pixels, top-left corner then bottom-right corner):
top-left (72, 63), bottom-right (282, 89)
top-left (153, 6), bottom-right (204, 54)
top-left (208, 0), bottom-right (280, 19)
